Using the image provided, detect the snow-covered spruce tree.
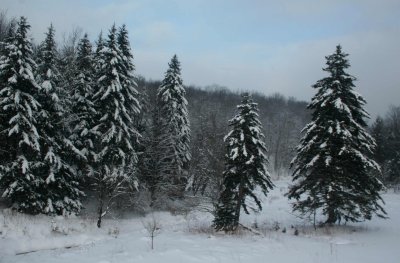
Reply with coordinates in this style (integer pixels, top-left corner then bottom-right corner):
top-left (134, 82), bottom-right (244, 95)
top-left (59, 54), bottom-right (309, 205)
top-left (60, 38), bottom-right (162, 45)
top-left (94, 31), bottom-right (105, 71)
top-left (0, 21), bottom-right (16, 166)
top-left (92, 25), bottom-right (140, 227)
top-left (213, 93), bottom-right (273, 232)
top-left (57, 28), bottom-right (82, 124)
top-left (156, 55), bottom-right (191, 201)
top-left (0, 17), bottom-right (43, 213)
top-left (69, 33), bottom-right (96, 177)
top-left (117, 24), bottom-right (141, 158)
top-left (35, 24), bottom-right (84, 215)
top-left (117, 25), bottom-right (135, 77)
top-left (287, 45), bottom-right (386, 224)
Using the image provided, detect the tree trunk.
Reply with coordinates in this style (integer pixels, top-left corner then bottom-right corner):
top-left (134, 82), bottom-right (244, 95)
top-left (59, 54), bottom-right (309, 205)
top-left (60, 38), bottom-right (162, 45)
top-left (325, 207), bottom-right (336, 225)
top-left (97, 186), bottom-right (104, 228)
top-left (234, 178), bottom-right (245, 231)
top-left (149, 183), bottom-right (156, 208)
top-left (325, 186), bottom-right (337, 225)
top-left (274, 134), bottom-right (281, 173)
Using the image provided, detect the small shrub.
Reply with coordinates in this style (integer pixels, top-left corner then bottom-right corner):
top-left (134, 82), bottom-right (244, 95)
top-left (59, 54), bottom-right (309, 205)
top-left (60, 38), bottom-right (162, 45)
top-left (108, 226), bottom-right (120, 238)
top-left (272, 221), bottom-right (280, 231)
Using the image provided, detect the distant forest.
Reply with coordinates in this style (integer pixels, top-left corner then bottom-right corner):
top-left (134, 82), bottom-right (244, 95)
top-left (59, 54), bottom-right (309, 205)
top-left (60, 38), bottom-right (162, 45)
top-left (141, 79), bottom-right (309, 173)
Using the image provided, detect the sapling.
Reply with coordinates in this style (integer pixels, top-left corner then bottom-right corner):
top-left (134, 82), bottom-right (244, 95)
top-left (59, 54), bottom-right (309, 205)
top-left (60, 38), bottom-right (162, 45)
top-left (143, 213), bottom-right (161, 250)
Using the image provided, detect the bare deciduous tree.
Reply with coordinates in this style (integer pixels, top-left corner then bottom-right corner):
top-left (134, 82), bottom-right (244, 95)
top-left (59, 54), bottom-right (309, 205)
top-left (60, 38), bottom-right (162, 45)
top-left (142, 213), bottom-right (161, 250)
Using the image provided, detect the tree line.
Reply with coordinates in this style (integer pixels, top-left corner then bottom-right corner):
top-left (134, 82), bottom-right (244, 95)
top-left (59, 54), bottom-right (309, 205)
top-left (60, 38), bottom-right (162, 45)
top-left (370, 106), bottom-right (400, 185)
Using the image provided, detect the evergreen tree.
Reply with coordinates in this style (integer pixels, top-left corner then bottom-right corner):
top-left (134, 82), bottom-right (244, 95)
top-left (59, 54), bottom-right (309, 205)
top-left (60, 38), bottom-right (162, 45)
top-left (0, 20), bottom-right (15, 166)
top-left (57, 28), bottom-right (82, 123)
top-left (36, 24), bottom-right (83, 215)
top-left (370, 116), bottom-right (386, 166)
top-left (387, 152), bottom-right (400, 184)
top-left (117, 23), bottom-right (140, 159)
top-left (385, 106), bottom-right (400, 184)
top-left (156, 55), bottom-right (191, 200)
top-left (288, 45), bottom-right (386, 224)
top-left (117, 24), bottom-right (135, 74)
top-left (94, 31), bottom-right (105, 71)
top-left (213, 93), bottom-right (273, 231)
top-left (92, 25), bottom-right (140, 227)
top-left (0, 17), bottom-right (43, 213)
top-left (69, 33), bottom-right (96, 176)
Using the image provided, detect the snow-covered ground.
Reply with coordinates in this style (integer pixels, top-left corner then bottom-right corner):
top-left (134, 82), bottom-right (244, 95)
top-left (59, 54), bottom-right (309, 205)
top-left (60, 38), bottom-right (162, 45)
top-left (1, 179), bottom-right (399, 263)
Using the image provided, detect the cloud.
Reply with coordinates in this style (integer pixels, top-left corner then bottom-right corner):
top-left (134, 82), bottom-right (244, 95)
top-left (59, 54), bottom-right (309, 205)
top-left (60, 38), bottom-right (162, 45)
top-left (168, 26), bottom-right (400, 119)
top-left (2, 0), bottom-right (141, 41)
top-left (2, 0), bottom-right (399, 119)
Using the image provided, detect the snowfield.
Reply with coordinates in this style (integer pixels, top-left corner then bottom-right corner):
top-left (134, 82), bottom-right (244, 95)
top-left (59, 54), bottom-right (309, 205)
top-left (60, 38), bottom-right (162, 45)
top-left (1, 179), bottom-right (399, 263)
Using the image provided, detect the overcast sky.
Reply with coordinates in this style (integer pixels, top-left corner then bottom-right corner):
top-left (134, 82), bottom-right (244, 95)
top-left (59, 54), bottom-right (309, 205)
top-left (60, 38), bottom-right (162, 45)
top-left (3, 0), bottom-right (400, 119)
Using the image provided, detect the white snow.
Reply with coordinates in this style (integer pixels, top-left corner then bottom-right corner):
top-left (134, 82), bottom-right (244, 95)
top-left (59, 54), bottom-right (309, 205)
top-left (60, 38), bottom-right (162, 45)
top-left (8, 123), bottom-right (19, 136)
top-left (0, 179), bottom-right (399, 263)
top-left (41, 80), bottom-right (52, 92)
top-left (8, 75), bottom-right (17, 84)
top-left (306, 155), bottom-right (319, 168)
top-left (245, 155), bottom-right (254, 165)
top-left (325, 156), bottom-right (332, 166)
top-left (230, 147), bottom-right (239, 160)
top-left (334, 98), bottom-right (351, 115)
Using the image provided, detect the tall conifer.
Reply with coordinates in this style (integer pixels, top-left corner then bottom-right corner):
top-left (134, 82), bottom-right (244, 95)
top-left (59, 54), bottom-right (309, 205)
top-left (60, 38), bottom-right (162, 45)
top-left (214, 93), bottom-right (273, 231)
top-left (288, 45), bottom-right (386, 224)
top-left (156, 55), bottom-right (191, 200)
top-left (92, 25), bottom-right (140, 227)
top-left (70, 33), bottom-right (96, 176)
top-left (0, 17), bottom-right (43, 213)
top-left (36, 24), bottom-right (83, 215)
